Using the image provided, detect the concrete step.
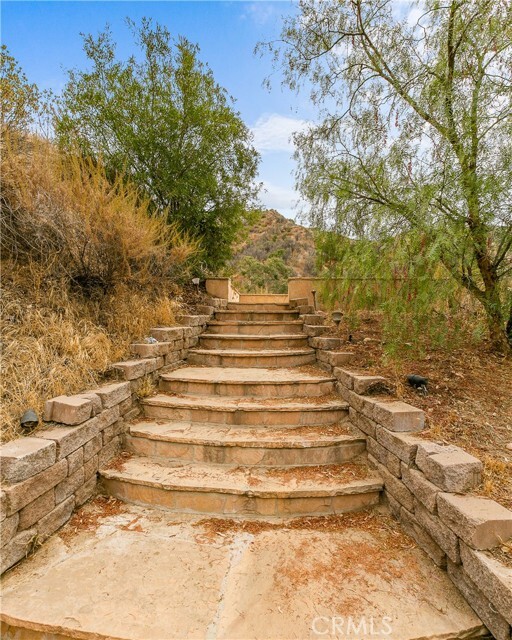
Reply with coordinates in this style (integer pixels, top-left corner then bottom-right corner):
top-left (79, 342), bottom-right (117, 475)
top-left (227, 303), bottom-right (291, 311)
top-left (198, 334), bottom-right (309, 350)
top-left (214, 310), bottom-right (300, 322)
top-left (100, 456), bottom-right (383, 517)
top-left (159, 366), bottom-right (335, 398)
top-left (206, 320), bottom-right (304, 335)
top-left (187, 348), bottom-right (316, 368)
top-left (127, 422), bottom-right (366, 466)
top-left (142, 394), bottom-right (348, 425)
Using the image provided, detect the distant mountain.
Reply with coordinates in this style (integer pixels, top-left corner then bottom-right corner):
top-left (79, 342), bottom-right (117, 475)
top-left (233, 209), bottom-right (317, 277)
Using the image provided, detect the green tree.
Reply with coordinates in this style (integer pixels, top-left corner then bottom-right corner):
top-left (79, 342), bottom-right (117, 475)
top-left (264, 0), bottom-right (512, 351)
top-left (1, 45), bottom-right (40, 132)
top-left (56, 19), bottom-right (260, 270)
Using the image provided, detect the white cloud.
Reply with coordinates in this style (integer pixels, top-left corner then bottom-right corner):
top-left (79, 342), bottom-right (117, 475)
top-left (259, 180), bottom-right (301, 217)
top-left (251, 113), bottom-right (310, 154)
top-left (241, 2), bottom-right (279, 26)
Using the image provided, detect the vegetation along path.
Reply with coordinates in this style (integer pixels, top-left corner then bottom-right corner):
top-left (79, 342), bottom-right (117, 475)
top-left (1, 300), bottom-right (489, 639)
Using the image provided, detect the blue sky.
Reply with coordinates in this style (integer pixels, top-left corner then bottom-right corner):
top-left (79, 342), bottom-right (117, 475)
top-left (2, 0), bottom-right (317, 219)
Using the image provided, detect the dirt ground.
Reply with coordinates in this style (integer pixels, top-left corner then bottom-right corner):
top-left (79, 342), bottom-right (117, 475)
top-left (328, 312), bottom-right (512, 509)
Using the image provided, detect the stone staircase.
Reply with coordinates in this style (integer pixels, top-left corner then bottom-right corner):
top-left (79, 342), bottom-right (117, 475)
top-left (99, 301), bottom-right (384, 519)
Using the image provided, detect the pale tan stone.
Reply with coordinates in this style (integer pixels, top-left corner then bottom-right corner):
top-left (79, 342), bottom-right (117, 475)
top-left (400, 506), bottom-right (447, 568)
top-left (89, 382), bottom-right (131, 409)
top-left (1, 513), bottom-right (19, 547)
top-left (447, 559), bottom-right (511, 640)
top-left (75, 475), bottom-right (97, 507)
top-left (83, 433), bottom-right (102, 461)
top-left (416, 443), bottom-right (483, 492)
top-left (78, 392), bottom-right (102, 416)
top-left (1, 528), bottom-right (36, 574)
top-left (0, 491), bottom-right (7, 522)
top-left (111, 358), bottom-right (147, 380)
top-left (102, 418), bottom-right (126, 445)
top-left (303, 324), bottom-right (328, 337)
top-left (18, 489), bottom-right (55, 530)
top-left (98, 437), bottom-right (121, 467)
top-left (349, 407), bottom-right (377, 438)
top-left (55, 467), bottom-right (84, 504)
top-left (401, 465), bottom-right (439, 513)
top-left (373, 401), bottom-right (425, 432)
top-left (414, 500), bottom-right (460, 563)
top-left (460, 541), bottom-right (512, 624)
top-left (375, 426), bottom-right (424, 464)
top-left (369, 456), bottom-right (414, 511)
top-left (333, 368), bottom-right (355, 389)
top-left (66, 447), bottom-right (84, 475)
top-left (310, 336), bottom-right (343, 349)
top-left (0, 438), bottom-right (56, 484)
top-left (43, 395), bottom-right (93, 425)
top-left (438, 493), bottom-right (512, 550)
top-left (83, 454), bottom-right (99, 480)
top-left (37, 496), bottom-right (74, 543)
top-left (302, 314), bottom-right (323, 325)
top-left (4, 459), bottom-right (67, 515)
top-left (150, 326), bottom-right (184, 341)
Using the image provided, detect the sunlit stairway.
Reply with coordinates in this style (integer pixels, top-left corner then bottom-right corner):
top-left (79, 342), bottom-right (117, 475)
top-left (99, 301), bottom-right (383, 518)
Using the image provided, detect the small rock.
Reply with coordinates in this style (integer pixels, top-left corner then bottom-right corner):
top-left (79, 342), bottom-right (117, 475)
top-left (506, 443), bottom-right (512, 452)
top-left (144, 337), bottom-right (158, 344)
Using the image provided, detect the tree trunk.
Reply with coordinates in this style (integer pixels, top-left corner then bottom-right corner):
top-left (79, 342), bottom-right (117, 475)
top-left (481, 287), bottom-right (511, 353)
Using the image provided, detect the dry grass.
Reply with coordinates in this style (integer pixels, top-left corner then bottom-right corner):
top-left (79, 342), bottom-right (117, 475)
top-left (0, 132), bottom-right (199, 441)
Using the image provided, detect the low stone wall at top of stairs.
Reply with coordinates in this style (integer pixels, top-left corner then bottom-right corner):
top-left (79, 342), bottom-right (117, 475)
top-left (0, 301), bottom-right (225, 576)
top-left (302, 308), bottom-right (512, 640)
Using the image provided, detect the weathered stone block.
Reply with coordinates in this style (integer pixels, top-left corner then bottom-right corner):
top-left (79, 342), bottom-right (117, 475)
top-left (303, 314), bottom-right (323, 325)
top-left (414, 501), bottom-right (460, 563)
top-left (67, 447), bottom-right (84, 475)
top-left (371, 457), bottom-right (414, 511)
top-left (37, 496), bottom-right (75, 544)
top-left (90, 382), bottom-right (131, 409)
top-left (333, 368), bottom-right (355, 389)
top-left (111, 359), bottom-right (147, 381)
top-left (384, 492), bottom-right (402, 519)
top-left (400, 506), bottom-right (447, 568)
top-left (416, 443), bottom-right (482, 492)
top-left (375, 427), bottom-right (423, 465)
top-left (353, 375), bottom-right (390, 396)
top-left (98, 437), bottom-right (122, 467)
top-left (144, 357), bottom-right (165, 373)
top-left (4, 459), bottom-right (67, 515)
top-left (447, 559), bottom-right (511, 640)
top-left (1, 513), bottom-right (19, 547)
top-left (75, 475), bottom-right (97, 507)
top-left (373, 401), bottom-right (425, 432)
top-left (460, 542), bottom-right (512, 624)
top-left (326, 352), bottom-right (354, 366)
top-left (79, 393), bottom-right (102, 416)
top-left (118, 396), bottom-right (134, 416)
top-left (165, 351), bottom-right (182, 366)
top-left (83, 454), bottom-right (99, 480)
top-left (102, 419), bottom-right (126, 445)
top-left (195, 305), bottom-right (214, 316)
top-left (401, 465), bottom-right (439, 513)
top-left (83, 433), bottom-right (102, 461)
top-left (130, 342), bottom-right (172, 358)
top-left (304, 325), bottom-right (328, 337)
top-left (438, 493), bottom-right (512, 550)
top-left (150, 327), bottom-right (184, 342)
top-left (43, 395), bottom-right (93, 425)
top-left (311, 337), bottom-right (343, 349)
top-left (349, 408), bottom-right (377, 438)
top-left (18, 489), bottom-right (55, 530)
top-left (0, 438), bottom-right (56, 484)
top-left (0, 491), bottom-right (7, 522)
top-left (55, 467), bottom-right (84, 504)
top-left (177, 314), bottom-right (203, 327)
top-left (1, 529), bottom-right (36, 574)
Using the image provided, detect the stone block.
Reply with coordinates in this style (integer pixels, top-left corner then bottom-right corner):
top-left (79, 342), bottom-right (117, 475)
top-left (118, 396), bottom-right (134, 416)
top-left (311, 337), bottom-right (343, 349)
top-left (181, 327), bottom-right (193, 338)
top-left (103, 419), bottom-right (126, 445)
top-left (144, 357), bottom-right (164, 374)
top-left (0, 491), bottom-right (7, 522)
top-left (333, 368), bottom-right (355, 389)
top-left (1, 529), bottom-right (36, 575)
top-left (373, 401), bottom-right (425, 432)
top-left (298, 305), bottom-right (314, 315)
top-left (375, 426), bottom-right (423, 465)
top-left (195, 305), bottom-right (214, 316)
top-left (304, 325), bottom-right (328, 337)
top-left (55, 467), bottom-right (84, 504)
top-left (371, 457), bottom-right (414, 511)
top-left (150, 327), bottom-right (184, 342)
top-left (177, 314), bottom-right (200, 327)
top-left (349, 408), bottom-right (377, 438)
top-left (43, 395), bottom-right (93, 425)
top-left (325, 352), bottom-right (353, 366)
top-left (37, 496), bottom-right (75, 544)
top-left (447, 559), bottom-right (511, 640)
top-left (165, 351), bottom-right (182, 366)
top-left (98, 437), bottom-right (122, 467)
top-left (79, 393), bottom-right (102, 416)
top-left (123, 407), bottom-right (141, 422)
top-left (349, 393), bottom-right (380, 420)
top-left (0, 438), bottom-right (56, 484)
top-left (400, 506), bottom-right (447, 568)
top-left (90, 382), bottom-right (131, 409)
top-left (75, 475), bottom-right (97, 507)
top-left (83, 434), bottom-right (102, 461)
top-left (18, 489), bottom-right (55, 530)
top-left (130, 342), bottom-right (172, 358)
top-left (438, 493), bottom-right (512, 550)
top-left (303, 314), bottom-right (323, 326)
top-left (384, 492), bottom-right (402, 519)
top-left (111, 359), bottom-right (147, 381)
top-left (401, 465), bottom-right (439, 513)
top-left (1, 513), bottom-right (19, 547)
top-left (415, 501), bottom-right (460, 563)
top-left (4, 459), bottom-right (67, 515)
top-left (83, 454), bottom-right (99, 480)
top-left (67, 447), bottom-right (84, 475)
top-left (416, 443), bottom-right (482, 492)
top-left (460, 542), bottom-right (512, 624)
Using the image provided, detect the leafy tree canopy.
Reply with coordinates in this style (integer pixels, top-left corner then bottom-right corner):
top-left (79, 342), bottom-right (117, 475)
top-left (56, 18), bottom-right (261, 271)
top-left (263, 0), bottom-right (512, 350)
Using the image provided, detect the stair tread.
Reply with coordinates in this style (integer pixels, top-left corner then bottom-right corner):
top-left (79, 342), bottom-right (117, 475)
top-left (188, 348), bottom-right (315, 355)
top-left (208, 320), bottom-right (303, 325)
top-left (161, 366), bottom-right (335, 384)
top-left (101, 456), bottom-right (383, 497)
top-left (142, 394), bottom-right (347, 412)
top-left (129, 421), bottom-right (361, 447)
top-left (201, 334), bottom-right (306, 339)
